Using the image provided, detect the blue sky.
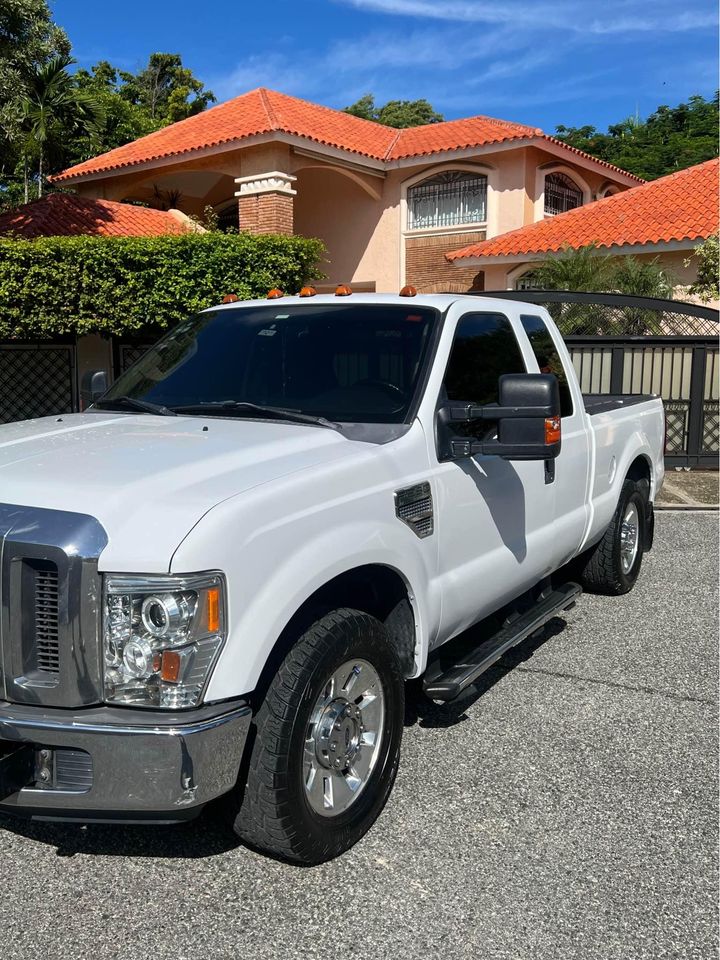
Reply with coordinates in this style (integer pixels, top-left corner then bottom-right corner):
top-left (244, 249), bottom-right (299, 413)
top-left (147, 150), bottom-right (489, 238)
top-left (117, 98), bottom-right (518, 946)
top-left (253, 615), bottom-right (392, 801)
top-left (52, 0), bottom-right (718, 132)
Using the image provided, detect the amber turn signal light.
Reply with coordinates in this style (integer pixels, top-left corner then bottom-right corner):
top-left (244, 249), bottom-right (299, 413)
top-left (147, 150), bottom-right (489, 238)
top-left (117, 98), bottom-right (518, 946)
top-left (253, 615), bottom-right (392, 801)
top-left (299, 286), bottom-right (317, 297)
top-left (335, 284), bottom-right (352, 296)
top-left (160, 651), bottom-right (181, 683)
top-left (267, 288), bottom-right (284, 299)
top-left (221, 294), bottom-right (239, 303)
top-left (207, 587), bottom-right (221, 634)
top-left (545, 416), bottom-right (561, 445)
top-left (399, 285), bottom-right (417, 297)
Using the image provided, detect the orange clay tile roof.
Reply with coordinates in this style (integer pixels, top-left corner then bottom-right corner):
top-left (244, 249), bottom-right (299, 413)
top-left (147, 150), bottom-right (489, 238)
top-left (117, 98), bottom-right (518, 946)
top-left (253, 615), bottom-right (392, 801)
top-left (51, 87), bottom-right (643, 184)
top-left (447, 158), bottom-right (720, 262)
top-left (0, 194), bottom-right (195, 238)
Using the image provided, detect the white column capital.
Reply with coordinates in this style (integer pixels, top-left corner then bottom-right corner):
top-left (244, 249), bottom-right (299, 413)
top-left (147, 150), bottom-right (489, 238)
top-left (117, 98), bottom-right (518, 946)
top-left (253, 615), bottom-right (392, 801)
top-left (234, 171), bottom-right (297, 197)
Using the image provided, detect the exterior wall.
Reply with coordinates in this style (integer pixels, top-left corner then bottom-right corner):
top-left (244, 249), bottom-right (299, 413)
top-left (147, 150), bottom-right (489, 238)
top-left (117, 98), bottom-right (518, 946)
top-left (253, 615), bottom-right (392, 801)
top-left (292, 166), bottom-right (389, 288)
top-left (405, 231), bottom-right (486, 293)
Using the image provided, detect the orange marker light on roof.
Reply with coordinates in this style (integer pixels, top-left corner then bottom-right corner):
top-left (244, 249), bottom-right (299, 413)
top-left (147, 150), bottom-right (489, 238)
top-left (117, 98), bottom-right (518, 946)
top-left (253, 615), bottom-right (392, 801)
top-left (335, 284), bottom-right (352, 297)
top-left (299, 286), bottom-right (317, 297)
top-left (267, 288), bottom-right (284, 299)
top-left (545, 416), bottom-right (561, 445)
top-left (399, 285), bottom-right (417, 297)
top-left (221, 294), bottom-right (239, 303)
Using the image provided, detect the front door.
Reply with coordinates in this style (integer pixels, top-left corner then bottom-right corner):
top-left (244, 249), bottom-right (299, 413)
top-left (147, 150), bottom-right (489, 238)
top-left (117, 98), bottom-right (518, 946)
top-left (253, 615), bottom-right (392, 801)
top-left (427, 309), bottom-right (557, 644)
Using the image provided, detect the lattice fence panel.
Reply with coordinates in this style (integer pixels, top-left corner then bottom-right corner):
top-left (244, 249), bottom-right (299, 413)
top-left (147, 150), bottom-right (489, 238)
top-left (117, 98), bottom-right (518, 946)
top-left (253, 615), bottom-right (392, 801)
top-left (0, 346), bottom-right (75, 423)
top-left (118, 343), bottom-right (151, 375)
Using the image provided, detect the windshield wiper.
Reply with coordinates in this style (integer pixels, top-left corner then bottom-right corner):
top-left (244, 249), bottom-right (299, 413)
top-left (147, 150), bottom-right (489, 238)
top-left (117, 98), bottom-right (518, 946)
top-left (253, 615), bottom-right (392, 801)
top-left (171, 401), bottom-right (341, 430)
top-left (93, 395), bottom-right (177, 417)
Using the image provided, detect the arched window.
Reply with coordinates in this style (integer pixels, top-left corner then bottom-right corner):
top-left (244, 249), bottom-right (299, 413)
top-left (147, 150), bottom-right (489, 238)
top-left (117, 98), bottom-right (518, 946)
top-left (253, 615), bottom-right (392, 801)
top-left (407, 170), bottom-right (487, 230)
top-left (544, 172), bottom-right (583, 216)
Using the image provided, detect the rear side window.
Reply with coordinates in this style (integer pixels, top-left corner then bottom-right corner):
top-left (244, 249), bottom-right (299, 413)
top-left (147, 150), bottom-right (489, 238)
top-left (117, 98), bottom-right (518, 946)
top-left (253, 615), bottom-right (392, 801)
top-left (520, 314), bottom-right (574, 417)
top-left (443, 312), bottom-right (526, 406)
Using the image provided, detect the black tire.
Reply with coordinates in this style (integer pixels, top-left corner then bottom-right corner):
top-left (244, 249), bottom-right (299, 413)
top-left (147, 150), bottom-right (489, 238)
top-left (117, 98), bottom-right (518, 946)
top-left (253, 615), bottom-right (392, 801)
top-left (579, 478), bottom-right (647, 595)
top-left (227, 608), bottom-right (404, 865)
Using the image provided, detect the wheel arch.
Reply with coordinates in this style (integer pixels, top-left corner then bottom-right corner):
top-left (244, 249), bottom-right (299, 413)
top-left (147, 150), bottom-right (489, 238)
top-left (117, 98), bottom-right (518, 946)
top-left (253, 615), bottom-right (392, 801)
top-left (625, 453), bottom-right (652, 492)
top-left (249, 563), bottom-right (418, 706)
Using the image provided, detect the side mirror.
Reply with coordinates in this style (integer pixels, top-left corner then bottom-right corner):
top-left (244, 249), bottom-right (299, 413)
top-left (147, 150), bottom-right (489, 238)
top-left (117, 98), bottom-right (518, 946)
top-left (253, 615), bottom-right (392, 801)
top-left (80, 369), bottom-right (109, 407)
top-left (439, 373), bottom-right (561, 462)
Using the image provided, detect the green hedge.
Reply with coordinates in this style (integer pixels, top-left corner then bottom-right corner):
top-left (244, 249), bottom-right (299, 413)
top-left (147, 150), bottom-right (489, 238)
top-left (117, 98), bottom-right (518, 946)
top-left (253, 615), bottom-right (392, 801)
top-left (0, 232), bottom-right (325, 339)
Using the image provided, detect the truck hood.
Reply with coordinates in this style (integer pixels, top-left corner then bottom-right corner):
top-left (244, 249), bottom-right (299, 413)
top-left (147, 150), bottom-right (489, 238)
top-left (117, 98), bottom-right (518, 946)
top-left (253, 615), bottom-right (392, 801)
top-left (0, 413), bottom-right (367, 571)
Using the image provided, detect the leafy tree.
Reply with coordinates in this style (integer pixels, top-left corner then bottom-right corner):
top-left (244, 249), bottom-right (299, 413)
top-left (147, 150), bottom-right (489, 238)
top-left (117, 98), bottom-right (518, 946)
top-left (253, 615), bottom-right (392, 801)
top-left (344, 94), bottom-right (443, 127)
top-left (118, 53), bottom-right (215, 124)
top-left (72, 60), bottom-right (157, 155)
top-left (17, 55), bottom-right (104, 197)
top-left (687, 235), bottom-right (719, 302)
top-left (0, 0), bottom-right (69, 201)
top-left (555, 93), bottom-right (719, 180)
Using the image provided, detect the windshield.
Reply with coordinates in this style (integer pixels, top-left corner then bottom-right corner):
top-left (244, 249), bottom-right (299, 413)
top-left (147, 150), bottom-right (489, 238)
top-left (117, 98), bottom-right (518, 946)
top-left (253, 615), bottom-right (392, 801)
top-left (102, 304), bottom-right (438, 423)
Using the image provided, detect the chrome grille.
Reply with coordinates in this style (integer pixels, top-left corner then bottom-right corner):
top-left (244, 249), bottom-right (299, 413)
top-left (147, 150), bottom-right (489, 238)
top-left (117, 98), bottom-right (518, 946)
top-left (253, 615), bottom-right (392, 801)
top-left (34, 565), bottom-right (60, 674)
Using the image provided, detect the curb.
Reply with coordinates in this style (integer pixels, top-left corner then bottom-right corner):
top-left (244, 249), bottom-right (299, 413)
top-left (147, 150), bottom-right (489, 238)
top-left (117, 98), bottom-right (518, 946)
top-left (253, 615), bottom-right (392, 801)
top-left (656, 504), bottom-right (719, 511)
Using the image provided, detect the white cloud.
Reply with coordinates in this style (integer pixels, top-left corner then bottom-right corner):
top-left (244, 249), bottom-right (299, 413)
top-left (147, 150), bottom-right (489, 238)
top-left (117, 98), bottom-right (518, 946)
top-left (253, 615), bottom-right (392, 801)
top-left (336, 0), bottom-right (718, 33)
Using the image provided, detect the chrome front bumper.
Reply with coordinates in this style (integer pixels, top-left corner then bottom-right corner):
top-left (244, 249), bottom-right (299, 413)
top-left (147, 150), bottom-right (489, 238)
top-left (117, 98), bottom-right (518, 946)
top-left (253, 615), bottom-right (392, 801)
top-left (0, 699), bottom-right (251, 823)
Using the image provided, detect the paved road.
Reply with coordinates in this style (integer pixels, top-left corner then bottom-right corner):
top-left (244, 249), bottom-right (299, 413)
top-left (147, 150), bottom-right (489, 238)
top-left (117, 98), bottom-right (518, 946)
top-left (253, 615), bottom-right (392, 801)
top-left (1, 512), bottom-right (717, 960)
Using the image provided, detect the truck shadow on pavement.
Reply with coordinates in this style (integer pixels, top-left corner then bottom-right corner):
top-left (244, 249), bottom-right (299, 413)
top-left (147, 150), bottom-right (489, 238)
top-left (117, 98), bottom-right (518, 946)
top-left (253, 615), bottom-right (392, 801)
top-left (0, 617), bottom-right (567, 860)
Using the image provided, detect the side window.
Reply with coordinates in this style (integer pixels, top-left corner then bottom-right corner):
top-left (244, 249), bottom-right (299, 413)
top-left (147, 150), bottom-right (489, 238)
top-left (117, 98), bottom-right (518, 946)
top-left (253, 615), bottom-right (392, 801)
top-left (443, 312), bottom-right (526, 407)
top-left (520, 314), bottom-right (574, 417)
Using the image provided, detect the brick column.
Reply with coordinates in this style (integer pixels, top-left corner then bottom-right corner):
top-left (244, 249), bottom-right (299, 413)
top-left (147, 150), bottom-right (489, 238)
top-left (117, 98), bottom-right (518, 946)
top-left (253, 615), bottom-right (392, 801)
top-left (234, 171), bottom-right (297, 235)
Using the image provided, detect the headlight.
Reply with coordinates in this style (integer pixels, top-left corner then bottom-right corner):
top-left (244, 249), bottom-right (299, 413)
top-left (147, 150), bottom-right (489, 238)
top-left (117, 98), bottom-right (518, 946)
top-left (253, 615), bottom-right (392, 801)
top-left (103, 572), bottom-right (226, 709)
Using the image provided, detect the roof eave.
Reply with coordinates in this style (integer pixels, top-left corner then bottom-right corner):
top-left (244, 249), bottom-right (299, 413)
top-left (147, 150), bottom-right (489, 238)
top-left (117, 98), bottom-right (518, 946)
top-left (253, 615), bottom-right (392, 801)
top-left (449, 236), bottom-right (705, 267)
top-left (51, 130), bottom-right (390, 185)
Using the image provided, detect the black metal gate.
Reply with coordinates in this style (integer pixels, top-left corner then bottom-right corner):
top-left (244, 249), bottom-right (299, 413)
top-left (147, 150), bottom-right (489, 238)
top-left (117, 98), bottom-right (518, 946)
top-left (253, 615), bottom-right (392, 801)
top-left (475, 292), bottom-right (719, 468)
top-left (0, 342), bottom-right (76, 423)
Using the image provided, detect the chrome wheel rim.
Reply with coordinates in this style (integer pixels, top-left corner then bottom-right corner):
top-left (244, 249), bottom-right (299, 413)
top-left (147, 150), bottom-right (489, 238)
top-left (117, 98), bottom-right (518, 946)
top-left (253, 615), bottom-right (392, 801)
top-left (303, 658), bottom-right (385, 817)
top-left (620, 502), bottom-right (640, 573)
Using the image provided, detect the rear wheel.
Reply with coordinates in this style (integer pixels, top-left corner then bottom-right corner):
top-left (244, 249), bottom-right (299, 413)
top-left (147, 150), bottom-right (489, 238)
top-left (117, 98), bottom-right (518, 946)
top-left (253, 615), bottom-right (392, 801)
top-left (227, 608), bottom-right (404, 864)
top-left (580, 479), bottom-right (647, 595)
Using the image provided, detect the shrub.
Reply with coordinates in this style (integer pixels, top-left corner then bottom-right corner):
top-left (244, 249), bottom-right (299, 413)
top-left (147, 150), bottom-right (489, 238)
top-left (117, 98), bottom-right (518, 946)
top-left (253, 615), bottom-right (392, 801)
top-left (0, 232), bottom-right (325, 339)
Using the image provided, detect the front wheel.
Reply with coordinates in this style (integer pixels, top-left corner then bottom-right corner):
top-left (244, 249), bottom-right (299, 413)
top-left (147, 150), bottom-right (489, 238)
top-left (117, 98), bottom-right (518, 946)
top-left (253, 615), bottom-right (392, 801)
top-left (227, 608), bottom-right (404, 865)
top-left (579, 479), bottom-right (647, 595)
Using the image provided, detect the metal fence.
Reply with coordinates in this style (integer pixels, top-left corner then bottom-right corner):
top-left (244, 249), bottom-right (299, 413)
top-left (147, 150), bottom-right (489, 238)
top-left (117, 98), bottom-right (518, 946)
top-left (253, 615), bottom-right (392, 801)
top-left (475, 291), bottom-right (719, 468)
top-left (0, 342), bottom-right (76, 423)
top-left (114, 341), bottom-right (153, 377)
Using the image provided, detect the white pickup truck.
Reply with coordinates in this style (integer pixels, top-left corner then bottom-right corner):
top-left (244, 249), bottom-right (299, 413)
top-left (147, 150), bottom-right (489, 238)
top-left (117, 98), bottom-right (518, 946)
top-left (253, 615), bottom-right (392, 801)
top-left (0, 291), bottom-right (664, 864)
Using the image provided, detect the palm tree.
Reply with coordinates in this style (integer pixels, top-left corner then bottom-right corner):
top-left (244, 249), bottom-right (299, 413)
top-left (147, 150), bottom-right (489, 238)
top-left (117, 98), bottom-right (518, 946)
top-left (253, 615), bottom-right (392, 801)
top-left (532, 244), bottom-right (616, 335)
top-left (532, 244), bottom-right (676, 335)
top-left (19, 56), bottom-right (104, 198)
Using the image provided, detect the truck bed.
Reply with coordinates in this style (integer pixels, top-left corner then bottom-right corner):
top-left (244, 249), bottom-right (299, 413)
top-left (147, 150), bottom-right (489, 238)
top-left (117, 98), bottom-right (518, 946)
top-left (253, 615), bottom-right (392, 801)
top-left (583, 394), bottom-right (657, 416)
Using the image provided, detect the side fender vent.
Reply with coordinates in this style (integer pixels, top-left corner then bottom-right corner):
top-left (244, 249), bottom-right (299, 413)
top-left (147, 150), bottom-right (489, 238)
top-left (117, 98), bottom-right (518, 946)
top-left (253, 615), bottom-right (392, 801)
top-left (395, 482), bottom-right (434, 539)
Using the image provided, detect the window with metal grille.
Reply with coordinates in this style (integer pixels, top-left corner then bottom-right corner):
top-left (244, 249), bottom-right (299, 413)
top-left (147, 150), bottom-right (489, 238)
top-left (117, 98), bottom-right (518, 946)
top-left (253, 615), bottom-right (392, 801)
top-left (544, 172), bottom-right (583, 216)
top-left (407, 171), bottom-right (487, 230)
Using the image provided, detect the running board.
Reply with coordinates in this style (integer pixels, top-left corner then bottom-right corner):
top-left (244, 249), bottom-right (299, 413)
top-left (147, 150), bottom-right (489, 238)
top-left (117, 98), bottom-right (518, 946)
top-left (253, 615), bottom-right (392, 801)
top-left (423, 582), bottom-right (582, 702)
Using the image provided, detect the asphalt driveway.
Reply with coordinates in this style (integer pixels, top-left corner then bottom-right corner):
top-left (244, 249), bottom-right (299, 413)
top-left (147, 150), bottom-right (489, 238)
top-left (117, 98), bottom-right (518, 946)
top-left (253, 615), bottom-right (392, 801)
top-left (1, 511), bottom-right (717, 960)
